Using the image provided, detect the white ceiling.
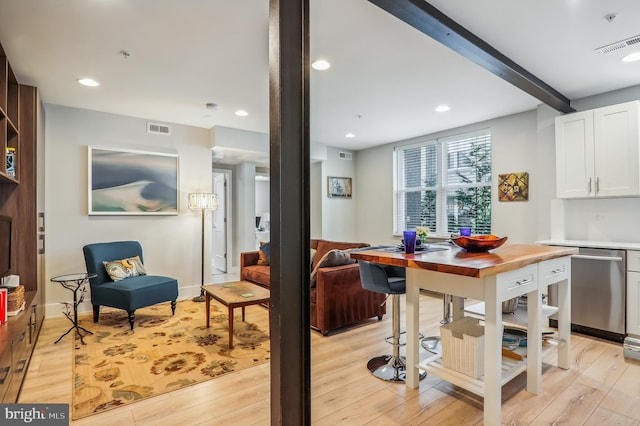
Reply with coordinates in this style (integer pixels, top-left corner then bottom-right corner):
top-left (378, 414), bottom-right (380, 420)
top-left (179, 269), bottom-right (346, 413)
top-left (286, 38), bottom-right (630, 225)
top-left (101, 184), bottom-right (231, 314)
top-left (1, 0), bottom-right (639, 153)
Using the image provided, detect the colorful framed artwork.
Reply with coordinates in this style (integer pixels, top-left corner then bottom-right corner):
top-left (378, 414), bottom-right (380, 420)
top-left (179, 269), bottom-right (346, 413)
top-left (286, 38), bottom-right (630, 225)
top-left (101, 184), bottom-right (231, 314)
top-left (327, 176), bottom-right (352, 198)
top-left (88, 147), bottom-right (179, 215)
top-left (498, 172), bottom-right (529, 202)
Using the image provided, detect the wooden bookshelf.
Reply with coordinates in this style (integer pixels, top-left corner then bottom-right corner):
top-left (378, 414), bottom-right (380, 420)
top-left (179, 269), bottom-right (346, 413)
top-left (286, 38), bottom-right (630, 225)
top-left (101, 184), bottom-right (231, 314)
top-left (0, 44), bottom-right (19, 184)
top-left (0, 41), bottom-right (43, 403)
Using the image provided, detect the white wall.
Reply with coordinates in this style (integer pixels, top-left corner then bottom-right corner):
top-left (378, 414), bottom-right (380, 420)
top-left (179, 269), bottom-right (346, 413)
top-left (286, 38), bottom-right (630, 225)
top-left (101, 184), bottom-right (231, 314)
top-left (255, 179), bottom-right (270, 217)
top-left (310, 161), bottom-right (323, 239)
top-left (355, 110), bottom-right (544, 246)
top-left (236, 162), bottom-right (257, 253)
top-left (320, 146), bottom-right (357, 241)
top-left (43, 104), bottom-right (212, 316)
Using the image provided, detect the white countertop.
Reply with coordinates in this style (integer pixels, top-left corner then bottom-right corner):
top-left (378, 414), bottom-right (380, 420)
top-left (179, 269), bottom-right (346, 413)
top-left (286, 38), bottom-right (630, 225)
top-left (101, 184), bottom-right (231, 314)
top-left (537, 239), bottom-right (640, 251)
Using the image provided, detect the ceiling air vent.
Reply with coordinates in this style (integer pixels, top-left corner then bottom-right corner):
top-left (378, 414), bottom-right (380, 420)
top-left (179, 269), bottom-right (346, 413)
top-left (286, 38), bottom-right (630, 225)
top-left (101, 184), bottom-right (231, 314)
top-left (595, 34), bottom-right (640, 54)
top-left (338, 151), bottom-right (352, 160)
top-left (147, 122), bottom-right (171, 135)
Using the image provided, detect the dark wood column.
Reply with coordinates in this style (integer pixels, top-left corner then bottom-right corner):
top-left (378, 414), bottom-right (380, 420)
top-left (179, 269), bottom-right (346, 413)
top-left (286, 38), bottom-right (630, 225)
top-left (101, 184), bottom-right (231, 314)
top-left (268, 0), bottom-right (311, 425)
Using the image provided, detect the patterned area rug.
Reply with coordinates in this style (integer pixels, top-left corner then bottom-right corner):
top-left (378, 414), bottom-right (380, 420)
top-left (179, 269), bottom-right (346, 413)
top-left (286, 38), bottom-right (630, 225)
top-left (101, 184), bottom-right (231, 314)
top-left (72, 299), bottom-right (270, 420)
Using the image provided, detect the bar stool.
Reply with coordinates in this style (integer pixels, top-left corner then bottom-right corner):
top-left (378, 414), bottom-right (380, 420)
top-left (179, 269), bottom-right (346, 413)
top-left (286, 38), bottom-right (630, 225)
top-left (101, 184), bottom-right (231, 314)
top-left (358, 260), bottom-right (427, 382)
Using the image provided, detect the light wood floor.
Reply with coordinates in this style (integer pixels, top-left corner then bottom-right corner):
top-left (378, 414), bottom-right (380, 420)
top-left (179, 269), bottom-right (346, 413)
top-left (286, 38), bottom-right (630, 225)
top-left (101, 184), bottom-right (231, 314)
top-left (19, 292), bottom-right (640, 426)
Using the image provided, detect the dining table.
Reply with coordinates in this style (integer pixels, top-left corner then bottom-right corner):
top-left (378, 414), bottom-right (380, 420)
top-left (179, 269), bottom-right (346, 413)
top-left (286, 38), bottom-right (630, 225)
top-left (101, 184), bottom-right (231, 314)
top-left (350, 242), bottom-right (578, 425)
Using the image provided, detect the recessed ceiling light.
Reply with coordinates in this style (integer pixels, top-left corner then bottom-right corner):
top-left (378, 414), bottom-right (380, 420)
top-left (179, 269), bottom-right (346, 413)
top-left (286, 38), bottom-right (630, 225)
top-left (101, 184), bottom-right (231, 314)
top-left (345, 133), bottom-right (356, 138)
top-left (311, 59), bottom-right (331, 70)
top-left (235, 110), bottom-right (248, 117)
top-left (435, 104), bottom-right (450, 112)
top-left (78, 78), bottom-right (99, 87)
top-left (622, 51), bottom-right (640, 63)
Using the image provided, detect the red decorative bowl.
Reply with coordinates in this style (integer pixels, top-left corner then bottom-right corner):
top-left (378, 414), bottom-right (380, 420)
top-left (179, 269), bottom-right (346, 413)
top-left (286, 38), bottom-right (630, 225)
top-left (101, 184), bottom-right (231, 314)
top-left (451, 235), bottom-right (508, 252)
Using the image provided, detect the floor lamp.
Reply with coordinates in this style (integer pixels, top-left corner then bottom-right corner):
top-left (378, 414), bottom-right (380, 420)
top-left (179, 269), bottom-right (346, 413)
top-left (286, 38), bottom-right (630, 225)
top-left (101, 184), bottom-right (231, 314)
top-left (188, 193), bottom-right (219, 302)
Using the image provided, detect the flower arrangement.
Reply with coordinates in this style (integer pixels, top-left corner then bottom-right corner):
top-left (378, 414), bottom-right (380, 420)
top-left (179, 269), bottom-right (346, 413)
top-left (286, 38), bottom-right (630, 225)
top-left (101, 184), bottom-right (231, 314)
top-left (416, 226), bottom-right (430, 242)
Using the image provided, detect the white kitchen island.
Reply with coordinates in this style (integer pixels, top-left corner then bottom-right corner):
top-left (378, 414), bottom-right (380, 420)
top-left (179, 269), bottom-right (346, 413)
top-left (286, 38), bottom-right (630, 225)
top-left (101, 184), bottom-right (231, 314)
top-left (351, 243), bottom-right (576, 425)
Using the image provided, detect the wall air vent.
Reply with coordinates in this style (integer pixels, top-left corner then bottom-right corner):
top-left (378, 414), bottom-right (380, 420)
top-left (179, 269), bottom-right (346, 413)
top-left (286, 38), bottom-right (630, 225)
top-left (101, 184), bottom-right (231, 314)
top-left (147, 122), bottom-right (171, 135)
top-left (595, 34), bottom-right (640, 54)
top-left (338, 151), bottom-right (352, 160)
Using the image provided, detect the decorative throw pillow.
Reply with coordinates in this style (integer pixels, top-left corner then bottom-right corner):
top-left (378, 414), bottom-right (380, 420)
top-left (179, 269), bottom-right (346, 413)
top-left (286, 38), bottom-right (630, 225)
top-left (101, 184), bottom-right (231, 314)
top-left (257, 242), bottom-right (271, 266)
top-left (312, 240), bottom-right (369, 270)
top-left (310, 248), bottom-right (317, 270)
top-left (309, 248), bottom-right (356, 287)
top-left (103, 256), bottom-right (147, 282)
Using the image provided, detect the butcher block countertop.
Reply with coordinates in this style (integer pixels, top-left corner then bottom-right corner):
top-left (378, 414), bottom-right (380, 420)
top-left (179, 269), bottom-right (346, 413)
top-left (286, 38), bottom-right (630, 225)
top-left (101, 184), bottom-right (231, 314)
top-left (350, 243), bottom-right (578, 278)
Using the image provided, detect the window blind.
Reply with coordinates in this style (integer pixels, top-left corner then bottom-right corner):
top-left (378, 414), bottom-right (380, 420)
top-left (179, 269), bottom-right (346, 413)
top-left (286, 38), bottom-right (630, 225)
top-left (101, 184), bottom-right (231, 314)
top-left (394, 129), bottom-right (492, 236)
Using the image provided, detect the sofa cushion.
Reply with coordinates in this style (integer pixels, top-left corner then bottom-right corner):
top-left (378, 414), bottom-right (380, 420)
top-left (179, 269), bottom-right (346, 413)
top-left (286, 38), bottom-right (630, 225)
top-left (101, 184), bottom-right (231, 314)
top-left (310, 249), bottom-right (356, 287)
top-left (103, 256), bottom-right (146, 282)
top-left (91, 274), bottom-right (178, 311)
top-left (310, 248), bottom-right (317, 269)
top-left (257, 242), bottom-right (271, 266)
top-left (312, 239), bottom-right (369, 270)
top-left (242, 265), bottom-right (271, 287)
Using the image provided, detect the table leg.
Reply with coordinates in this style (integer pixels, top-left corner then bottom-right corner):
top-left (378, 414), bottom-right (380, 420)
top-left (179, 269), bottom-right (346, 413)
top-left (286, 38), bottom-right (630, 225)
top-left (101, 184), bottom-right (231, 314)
top-left (405, 268), bottom-right (420, 389)
top-left (206, 293), bottom-right (211, 328)
top-left (484, 278), bottom-right (501, 426)
top-left (55, 279), bottom-right (93, 345)
top-left (451, 296), bottom-right (465, 321)
top-left (527, 288), bottom-right (542, 394)
top-left (228, 306), bottom-right (234, 349)
top-left (557, 277), bottom-right (571, 369)
top-left (242, 306), bottom-right (245, 322)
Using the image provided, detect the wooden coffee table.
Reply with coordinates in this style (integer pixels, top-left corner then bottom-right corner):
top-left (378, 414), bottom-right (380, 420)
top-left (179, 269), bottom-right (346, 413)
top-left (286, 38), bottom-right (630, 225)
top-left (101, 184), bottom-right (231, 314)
top-left (202, 280), bottom-right (270, 349)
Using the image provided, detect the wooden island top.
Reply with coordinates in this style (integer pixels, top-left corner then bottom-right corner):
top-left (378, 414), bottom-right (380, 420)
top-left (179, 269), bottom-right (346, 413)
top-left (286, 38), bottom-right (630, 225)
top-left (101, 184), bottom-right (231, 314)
top-left (350, 243), bottom-right (578, 278)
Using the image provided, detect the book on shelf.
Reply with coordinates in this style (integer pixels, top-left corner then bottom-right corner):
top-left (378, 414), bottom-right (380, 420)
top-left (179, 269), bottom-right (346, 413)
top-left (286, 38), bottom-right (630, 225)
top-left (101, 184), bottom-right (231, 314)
top-left (0, 288), bottom-right (7, 324)
top-left (5, 147), bottom-right (16, 178)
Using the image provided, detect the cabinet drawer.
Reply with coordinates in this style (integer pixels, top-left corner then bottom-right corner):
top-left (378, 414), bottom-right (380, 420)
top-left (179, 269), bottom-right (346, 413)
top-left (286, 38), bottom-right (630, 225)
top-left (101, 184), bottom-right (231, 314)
top-left (539, 257), bottom-right (570, 285)
top-left (628, 250), bottom-right (640, 272)
top-left (497, 264), bottom-right (538, 300)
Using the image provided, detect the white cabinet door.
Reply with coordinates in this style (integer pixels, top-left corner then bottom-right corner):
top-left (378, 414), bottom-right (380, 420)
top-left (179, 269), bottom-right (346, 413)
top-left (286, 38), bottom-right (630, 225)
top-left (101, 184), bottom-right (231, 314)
top-left (555, 100), bottom-right (640, 199)
top-left (594, 101), bottom-right (640, 197)
top-left (555, 110), bottom-right (593, 198)
top-left (628, 271), bottom-right (640, 335)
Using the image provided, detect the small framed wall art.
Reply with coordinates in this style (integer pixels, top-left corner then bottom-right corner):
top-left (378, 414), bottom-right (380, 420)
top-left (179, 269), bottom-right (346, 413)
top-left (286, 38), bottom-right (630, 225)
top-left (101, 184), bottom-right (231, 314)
top-left (88, 147), bottom-right (179, 215)
top-left (327, 176), bottom-right (352, 198)
top-left (498, 172), bottom-right (529, 202)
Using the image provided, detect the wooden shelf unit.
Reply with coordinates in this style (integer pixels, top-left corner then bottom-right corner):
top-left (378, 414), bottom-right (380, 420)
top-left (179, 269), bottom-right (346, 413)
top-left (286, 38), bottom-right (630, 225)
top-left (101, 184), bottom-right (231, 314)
top-left (0, 44), bottom-right (20, 184)
top-left (0, 40), bottom-right (43, 403)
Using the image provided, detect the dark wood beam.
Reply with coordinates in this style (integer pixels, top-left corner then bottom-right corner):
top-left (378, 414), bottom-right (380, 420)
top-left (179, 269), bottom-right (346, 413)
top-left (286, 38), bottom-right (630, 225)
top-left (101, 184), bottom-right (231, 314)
top-left (368, 0), bottom-right (575, 113)
top-left (269, 0), bottom-right (311, 424)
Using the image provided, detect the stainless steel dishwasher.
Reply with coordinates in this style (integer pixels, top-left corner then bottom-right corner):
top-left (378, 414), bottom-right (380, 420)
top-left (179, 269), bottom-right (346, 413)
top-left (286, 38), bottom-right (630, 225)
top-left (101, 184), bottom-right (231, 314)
top-left (550, 247), bottom-right (626, 342)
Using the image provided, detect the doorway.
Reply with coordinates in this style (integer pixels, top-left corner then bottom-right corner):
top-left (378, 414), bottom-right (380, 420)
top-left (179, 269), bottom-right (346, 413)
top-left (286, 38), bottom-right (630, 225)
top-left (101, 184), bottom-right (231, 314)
top-left (212, 169), bottom-right (232, 275)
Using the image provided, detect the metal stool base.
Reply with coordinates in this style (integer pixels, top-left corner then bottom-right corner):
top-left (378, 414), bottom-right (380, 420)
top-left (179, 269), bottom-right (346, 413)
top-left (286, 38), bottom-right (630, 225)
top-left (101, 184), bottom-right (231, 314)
top-left (367, 355), bottom-right (427, 382)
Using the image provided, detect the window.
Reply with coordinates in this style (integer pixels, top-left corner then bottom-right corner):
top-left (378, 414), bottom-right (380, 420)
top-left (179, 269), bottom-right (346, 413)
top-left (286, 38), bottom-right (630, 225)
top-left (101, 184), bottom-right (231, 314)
top-left (394, 129), bottom-right (492, 236)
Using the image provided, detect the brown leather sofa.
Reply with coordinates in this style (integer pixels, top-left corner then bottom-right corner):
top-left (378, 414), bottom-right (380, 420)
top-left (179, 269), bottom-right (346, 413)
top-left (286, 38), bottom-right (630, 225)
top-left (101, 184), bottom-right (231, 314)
top-left (240, 239), bottom-right (386, 335)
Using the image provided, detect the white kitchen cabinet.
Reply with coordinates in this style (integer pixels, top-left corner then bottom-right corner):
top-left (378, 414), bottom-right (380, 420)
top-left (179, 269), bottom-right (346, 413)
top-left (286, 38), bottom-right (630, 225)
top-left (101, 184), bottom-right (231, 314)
top-left (556, 100), bottom-right (640, 198)
top-left (627, 250), bottom-right (640, 336)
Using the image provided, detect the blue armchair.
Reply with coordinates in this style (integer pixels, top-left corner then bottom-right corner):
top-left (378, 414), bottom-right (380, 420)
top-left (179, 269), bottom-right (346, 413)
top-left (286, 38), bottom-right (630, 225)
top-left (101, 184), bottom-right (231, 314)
top-left (83, 241), bottom-right (178, 330)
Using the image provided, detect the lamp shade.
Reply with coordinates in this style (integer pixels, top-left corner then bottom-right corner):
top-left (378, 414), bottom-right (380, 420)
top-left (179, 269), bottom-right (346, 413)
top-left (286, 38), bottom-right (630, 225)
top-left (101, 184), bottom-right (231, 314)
top-left (188, 193), bottom-right (218, 210)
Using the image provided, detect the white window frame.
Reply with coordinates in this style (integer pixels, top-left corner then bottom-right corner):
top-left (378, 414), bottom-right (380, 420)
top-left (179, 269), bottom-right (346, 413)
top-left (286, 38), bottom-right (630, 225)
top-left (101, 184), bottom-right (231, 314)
top-left (393, 129), bottom-right (492, 237)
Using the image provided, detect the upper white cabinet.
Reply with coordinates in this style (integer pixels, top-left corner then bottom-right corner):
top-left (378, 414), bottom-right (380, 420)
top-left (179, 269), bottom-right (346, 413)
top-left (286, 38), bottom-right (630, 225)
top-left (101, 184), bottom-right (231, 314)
top-left (556, 100), bottom-right (640, 198)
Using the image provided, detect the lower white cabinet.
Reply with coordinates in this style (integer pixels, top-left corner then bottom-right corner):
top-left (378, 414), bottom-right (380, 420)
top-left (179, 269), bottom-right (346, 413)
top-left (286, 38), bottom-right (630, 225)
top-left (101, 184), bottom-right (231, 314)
top-left (627, 250), bottom-right (640, 335)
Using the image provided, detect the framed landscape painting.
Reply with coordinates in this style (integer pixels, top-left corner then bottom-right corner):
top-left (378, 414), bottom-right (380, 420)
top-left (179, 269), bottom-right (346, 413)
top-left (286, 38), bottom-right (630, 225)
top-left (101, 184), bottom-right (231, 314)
top-left (88, 147), bottom-right (179, 215)
top-left (327, 176), bottom-right (352, 198)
